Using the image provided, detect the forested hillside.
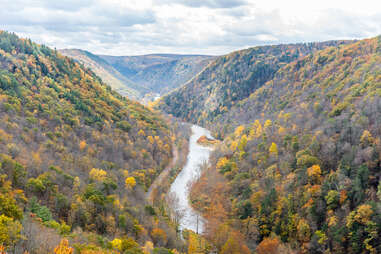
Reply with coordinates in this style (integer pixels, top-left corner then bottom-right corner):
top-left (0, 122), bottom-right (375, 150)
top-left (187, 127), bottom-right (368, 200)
top-left (189, 37), bottom-right (381, 253)
top-left (59, 49), bottom-right (146, 98)
top-left (100, 54), bottom-right (214, 96)
top-left (2, 28), bottom-right (381, 254)
top-left (0, 31), bottom-right (181, 253)
top-left (157, 41), bottom-right (350, 132)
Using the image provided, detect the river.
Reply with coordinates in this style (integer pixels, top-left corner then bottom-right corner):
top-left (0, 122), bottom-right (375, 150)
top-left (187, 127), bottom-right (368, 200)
top-left (169, 125), bottom-right (214, 234)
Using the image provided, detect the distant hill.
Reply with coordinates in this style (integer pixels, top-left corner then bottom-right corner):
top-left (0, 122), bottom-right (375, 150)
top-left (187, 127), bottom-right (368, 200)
top-left (157, 40), bottom-right (351, 132)
top-left (61, 50), bottom-right (214, 101)
top-left (100, 53), bottom-right (215, 95)
top-left (59, 49), bottom-right (146, 98)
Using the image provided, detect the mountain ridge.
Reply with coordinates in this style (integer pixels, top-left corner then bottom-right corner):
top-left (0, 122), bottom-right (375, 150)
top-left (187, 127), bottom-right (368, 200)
top-left (59, 48), bottom-right (146, 98)
top-left (61, 49), bottom-right (215, 101)
top-left (99, 53), bottom-right (215, 95)
top-left (157, 39), bottom-right (352, 135)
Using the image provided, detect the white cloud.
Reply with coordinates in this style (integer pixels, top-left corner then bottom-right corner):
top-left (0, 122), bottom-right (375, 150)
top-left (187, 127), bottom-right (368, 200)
top-left (161, 0), bottom-right (249, 8)
top-left (0, 0), bottom-right (381, 55)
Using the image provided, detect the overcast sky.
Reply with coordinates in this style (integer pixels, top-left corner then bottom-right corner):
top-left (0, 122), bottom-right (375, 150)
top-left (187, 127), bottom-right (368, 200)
top-left (1, 0), bottom-right (381, 56)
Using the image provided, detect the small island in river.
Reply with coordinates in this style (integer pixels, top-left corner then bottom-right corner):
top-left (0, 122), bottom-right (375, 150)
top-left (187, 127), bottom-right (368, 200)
top-left (196, 135), bottom-right (219, 146)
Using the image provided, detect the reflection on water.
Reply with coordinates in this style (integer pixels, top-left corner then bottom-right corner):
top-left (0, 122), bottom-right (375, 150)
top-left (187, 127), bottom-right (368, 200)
top-left (169, 125), bottom-right (213, 233)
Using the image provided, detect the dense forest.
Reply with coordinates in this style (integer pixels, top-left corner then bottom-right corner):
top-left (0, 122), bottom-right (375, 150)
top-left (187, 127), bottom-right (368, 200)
top-left (0, 31), bottom-right (185, 253)
top-left (160, 37), bottom-right (381, 253)
top-left (157, 40), bottom-right (351, 136)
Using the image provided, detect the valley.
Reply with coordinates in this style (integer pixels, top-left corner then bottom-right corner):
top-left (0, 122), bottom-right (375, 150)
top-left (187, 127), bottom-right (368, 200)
top-left (60, 50), bottom-right (214, 102)
top-left (0, 30), bottom-right (380, 254)
top-left (161, 36), bottom-right (381, 254)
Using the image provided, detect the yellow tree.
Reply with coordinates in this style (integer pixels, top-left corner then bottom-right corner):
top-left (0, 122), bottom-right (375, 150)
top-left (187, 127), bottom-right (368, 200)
top-left (238, 135), bottom-right (248, 152)
top-left (250, 120), bottom-right (262, 139)
top-left (0, 215), bottom-right (22, 248)
top-left (216, 157), bottom-right (229, 170)
top-left (269, 142), bottom-right (278, 157)
top-left (125, 177), bottom-right (136, 189)
top-left (147, 136), bottom-right (154, 144)
top-left (142, 241), bottom-right (154, 254)
top-left (264, 119), bottom-right (272, 130)
top-left (54, 239), bottom-right (73, 254)
top-left (346, 204), bottom-right (373, 227)
top-left (89, 168), bottom-right (107, 182)
top-left (307, 165), bottom-right (322, 183)
top-left (229, 140), bottom-right (238, 151)
top-left (360, 130), bottom-right (374, 145)
top-left (110, 238), bottom-right (123, 251)
top-left (234, 125), bottom-right (245, 137)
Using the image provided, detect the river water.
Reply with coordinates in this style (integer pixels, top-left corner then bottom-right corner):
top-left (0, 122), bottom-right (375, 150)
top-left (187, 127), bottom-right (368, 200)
top-left (169, 125), bottom-right (214, 234)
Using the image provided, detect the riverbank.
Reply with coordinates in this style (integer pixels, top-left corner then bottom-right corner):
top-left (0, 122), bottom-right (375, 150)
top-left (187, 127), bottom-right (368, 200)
top-left (146, 145), bottom-right (179, 204)
top-left (146, 122), bottom-right (191, 206)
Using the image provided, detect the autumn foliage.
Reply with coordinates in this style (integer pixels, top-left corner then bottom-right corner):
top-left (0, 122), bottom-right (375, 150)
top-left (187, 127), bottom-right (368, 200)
top-left (188, 36), bottom-right (381, 254)
top-left (0, 31), bottom-right (179, 253)
top-left (54, 239), bottom-right (73, 254)
top-left (256, 237), bottom-right (280, 254)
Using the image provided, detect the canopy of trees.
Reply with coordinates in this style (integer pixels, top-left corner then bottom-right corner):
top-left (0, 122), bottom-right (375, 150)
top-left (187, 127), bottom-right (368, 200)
top-left (189, 36), bottom-right (381, 253)
top-left (0, 31), bottom-right (181, 253)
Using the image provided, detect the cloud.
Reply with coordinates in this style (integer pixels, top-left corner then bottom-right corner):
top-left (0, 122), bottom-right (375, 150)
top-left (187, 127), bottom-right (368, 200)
top-left (0, 3), bottom-right (155, 29)
top-left (0, 0), bottom-right (381, 56)
top-left (309, 9), bottom-right (377, 38)
top-left (163, 0), bottom-right (249, 9)
top-left (41, 0), bottom-right (95, 11)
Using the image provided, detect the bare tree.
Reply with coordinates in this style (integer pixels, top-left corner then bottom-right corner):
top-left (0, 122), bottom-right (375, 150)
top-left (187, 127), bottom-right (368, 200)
top-left (166, 192), bottom-right (185, 229)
